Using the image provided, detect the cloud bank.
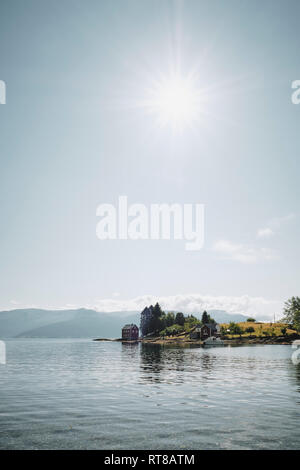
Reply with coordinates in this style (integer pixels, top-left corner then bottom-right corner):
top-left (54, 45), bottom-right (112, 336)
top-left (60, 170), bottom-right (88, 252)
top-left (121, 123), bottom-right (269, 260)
top-left (7, 293), bottom-right (283, 321)
top-left (90, 293), bottom-right (282, 321)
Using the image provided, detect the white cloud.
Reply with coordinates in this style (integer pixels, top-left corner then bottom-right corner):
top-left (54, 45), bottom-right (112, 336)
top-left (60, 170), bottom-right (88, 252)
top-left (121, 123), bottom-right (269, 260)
top-left (257, 228), bottom-right (274, 239)
top-left (257, 213), bottom-right (296, 238)
top-left (212, 239), bottom-right (277, 264)
top-left (89, 293), bottom-right (282, 321)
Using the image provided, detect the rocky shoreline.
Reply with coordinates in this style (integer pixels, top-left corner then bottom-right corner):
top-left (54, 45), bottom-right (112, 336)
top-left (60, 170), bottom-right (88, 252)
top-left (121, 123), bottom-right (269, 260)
top-left (94, 332), bottom-right (300, 346)
top-left (141, 335), bottom-right (300, 346)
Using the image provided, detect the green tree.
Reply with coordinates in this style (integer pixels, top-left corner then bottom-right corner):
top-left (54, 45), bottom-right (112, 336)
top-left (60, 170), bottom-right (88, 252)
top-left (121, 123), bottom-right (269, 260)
top-left (228, 322), bottom-right (243, 335)
top-left (246, 318), bottom-right (256, 322)
top-left (153, 302), bottom-right (163, 317)
top-left (185, 315), bottom-right (199, 327)
top-left (165, 312), bottom-right (175, 327)
top-left (281, 327), bottom-right (287, 335)
top-left (201, 310), bottom-right (209, 324)
top-left (236, 325), bottom-right (244, 336)
top-left (220, 325), bottom-right (227, 336)
top-left (159, 313), bottom-right (167, 331)
top-left (283, 297), bottom-right (300, 331)
top-left (175, 312), bottom-right (185, 326)
top-left (245, 326), bottom-right (255, 333)
top-left (149, 302), bottom-right (164, 333)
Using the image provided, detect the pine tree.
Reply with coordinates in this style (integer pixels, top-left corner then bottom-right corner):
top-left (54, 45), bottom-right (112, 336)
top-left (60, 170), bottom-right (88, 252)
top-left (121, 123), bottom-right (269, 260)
top-left (175, 312), bottom-right (185, 326)
top-left (201, 310), bottom-right (209, 324)
top-left (151, 302), bottom-right (164, 333)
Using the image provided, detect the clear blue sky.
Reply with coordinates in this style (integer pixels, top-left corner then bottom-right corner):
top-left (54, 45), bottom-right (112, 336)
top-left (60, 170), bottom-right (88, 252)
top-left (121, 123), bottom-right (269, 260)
top-left (0, 0), bottom-right (299, 319)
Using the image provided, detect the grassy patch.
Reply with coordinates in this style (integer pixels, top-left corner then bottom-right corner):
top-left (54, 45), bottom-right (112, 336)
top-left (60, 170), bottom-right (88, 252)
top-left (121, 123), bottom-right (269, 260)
top-left (221, 321), bottom-right (296, 339)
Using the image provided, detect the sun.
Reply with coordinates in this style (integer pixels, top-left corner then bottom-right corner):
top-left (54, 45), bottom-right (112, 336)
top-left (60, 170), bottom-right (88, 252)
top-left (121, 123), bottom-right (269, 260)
top-left (143, 73), bottom-right (202, 131)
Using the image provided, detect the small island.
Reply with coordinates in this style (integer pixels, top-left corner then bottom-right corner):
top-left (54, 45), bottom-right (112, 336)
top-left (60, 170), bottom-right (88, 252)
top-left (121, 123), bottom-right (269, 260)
top-left (94, 298), bottom-right (300, 346)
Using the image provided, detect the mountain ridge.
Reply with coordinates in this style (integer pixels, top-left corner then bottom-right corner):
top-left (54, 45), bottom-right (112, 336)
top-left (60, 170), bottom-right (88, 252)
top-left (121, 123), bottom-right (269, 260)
top-left (0, 307), bottom-right (248, 338)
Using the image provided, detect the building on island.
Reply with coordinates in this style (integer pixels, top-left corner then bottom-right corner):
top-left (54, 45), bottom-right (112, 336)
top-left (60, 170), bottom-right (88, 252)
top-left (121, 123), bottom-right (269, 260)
top-left (122, 324), bottom-right (139, 341)
top-left (190, 323), bottom-right (221, 340)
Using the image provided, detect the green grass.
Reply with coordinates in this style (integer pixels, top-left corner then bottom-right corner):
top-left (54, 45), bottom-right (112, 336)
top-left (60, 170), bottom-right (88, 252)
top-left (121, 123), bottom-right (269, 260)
top-left (221, 321), bottom-right (297, 339)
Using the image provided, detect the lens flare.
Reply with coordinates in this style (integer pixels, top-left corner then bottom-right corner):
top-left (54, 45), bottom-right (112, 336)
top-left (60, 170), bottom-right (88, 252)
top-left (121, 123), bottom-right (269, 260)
top-left (143, 74), bottom-right (203, 131)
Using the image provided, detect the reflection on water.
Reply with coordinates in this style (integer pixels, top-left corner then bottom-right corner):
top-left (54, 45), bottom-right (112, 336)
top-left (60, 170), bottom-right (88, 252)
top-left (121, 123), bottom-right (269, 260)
top-left (140, 344), bottom-right (187, 384)
top-left (121, 342), bottom-right (139, 360)
top-left (0, 339), bottom-right (299, 450)
top-left (140, 344), bottom-right (163, 382)
top-left (140, 344), bottom-right (219, 384)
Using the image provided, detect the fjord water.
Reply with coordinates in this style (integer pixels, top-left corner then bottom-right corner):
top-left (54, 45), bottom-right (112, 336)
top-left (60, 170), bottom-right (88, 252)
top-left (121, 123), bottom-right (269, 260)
top-left (0, 339), bottom-right (299, 450)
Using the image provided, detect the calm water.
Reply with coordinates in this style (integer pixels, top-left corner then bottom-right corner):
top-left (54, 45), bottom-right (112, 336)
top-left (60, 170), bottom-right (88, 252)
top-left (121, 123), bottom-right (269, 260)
top-left (0, 339), bottom-right (299, 450)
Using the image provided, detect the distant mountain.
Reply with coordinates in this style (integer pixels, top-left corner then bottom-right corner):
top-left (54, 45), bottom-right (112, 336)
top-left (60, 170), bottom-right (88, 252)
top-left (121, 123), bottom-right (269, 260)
top-left (207, 310), bottom-right (248, 324)
top-left (0, 308), bottom-right (79, 337)
top-left (180, 310), bottom-right (247, 324)
top-left (0, 308), bottom-right (139, 339)
top-left (0, 307), bottom-right (248, 338)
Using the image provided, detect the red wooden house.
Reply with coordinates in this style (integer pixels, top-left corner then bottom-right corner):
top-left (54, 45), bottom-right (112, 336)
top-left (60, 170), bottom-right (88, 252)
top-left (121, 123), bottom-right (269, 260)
top-left (122, 323), bottom-right (139, 341)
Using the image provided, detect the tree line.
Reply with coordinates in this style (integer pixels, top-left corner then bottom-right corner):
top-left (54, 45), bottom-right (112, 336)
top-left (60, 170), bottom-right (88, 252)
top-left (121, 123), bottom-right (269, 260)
top-left (141, 303), bottom-right (216, 337)
top-left (141, 296), bottom-right (300, 338)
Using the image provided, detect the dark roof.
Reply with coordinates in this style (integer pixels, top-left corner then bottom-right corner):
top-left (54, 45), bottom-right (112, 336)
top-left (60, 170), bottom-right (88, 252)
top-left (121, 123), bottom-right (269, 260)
top-left (122, 323), bottom-right (139, 329)
top-left (202, 323), bottom-right (218, 330)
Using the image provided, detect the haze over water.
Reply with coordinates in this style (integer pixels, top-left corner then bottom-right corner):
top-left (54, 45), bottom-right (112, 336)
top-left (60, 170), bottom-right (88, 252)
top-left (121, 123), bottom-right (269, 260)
top-left (0, 339), bottom-right (299, 449)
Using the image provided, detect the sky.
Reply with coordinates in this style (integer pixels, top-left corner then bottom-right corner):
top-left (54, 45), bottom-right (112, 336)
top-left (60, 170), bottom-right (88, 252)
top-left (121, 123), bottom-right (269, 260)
top-left (0, 0), bottom-right (299, 320)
